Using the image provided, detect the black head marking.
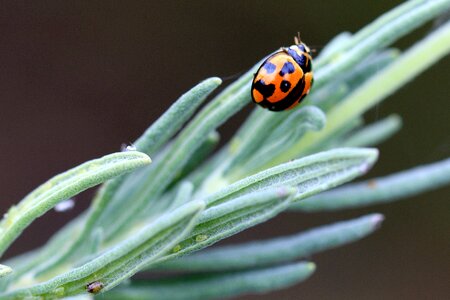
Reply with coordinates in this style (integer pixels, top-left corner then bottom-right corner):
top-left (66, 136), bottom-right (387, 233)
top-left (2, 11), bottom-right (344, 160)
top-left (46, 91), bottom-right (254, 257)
top-left (297, 44), bottom-right (306, 52)
top-left (263, 61), bottom-right (276, 74)
top-left (287, 49), bottom-right (310, 73)
top-left (253, 79), bottom-right (275, 98)
top-left (279, 61), bottom-right (295, 77)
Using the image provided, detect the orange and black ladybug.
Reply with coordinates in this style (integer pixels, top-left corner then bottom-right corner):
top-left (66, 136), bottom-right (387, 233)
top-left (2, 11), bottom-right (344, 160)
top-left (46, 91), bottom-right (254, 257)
top-left (251, 36), bottom-right (313, 111)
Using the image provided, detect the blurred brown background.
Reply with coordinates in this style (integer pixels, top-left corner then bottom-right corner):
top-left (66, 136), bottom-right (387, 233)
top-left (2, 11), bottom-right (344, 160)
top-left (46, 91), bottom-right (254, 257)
top-left (0, 1), bottom-right (449, 299)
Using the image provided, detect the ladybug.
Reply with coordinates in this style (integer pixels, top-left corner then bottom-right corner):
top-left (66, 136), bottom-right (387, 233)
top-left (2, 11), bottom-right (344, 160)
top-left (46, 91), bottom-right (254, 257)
top-left (251, 36), bottom-right (313, 111)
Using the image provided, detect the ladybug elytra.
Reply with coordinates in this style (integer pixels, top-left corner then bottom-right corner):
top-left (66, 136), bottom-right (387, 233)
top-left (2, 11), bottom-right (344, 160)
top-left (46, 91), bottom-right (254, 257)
top-left (251, 36), bottom-right (313, 111)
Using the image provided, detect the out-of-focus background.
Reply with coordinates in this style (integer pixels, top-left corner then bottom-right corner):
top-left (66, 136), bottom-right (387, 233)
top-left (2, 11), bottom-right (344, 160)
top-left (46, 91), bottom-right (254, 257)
top-left (0, 1), bottom-right (449, 299)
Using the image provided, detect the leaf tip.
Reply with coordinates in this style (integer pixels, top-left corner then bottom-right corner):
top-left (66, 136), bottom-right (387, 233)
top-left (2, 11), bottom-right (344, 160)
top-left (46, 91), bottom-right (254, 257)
top-left (305, 262), bottom-right (316, 272)
top-left (140, 153), bottom-right (152, 164)
top-left (209, 76), bottom-right (223, 86)
top-left (358, 148), bottom-right (379, 174)
top-left (121, 150), bottom-right (152, 164)
top-left (0, 264), bottom-right (13, 278)
top-left (190, 199), bottom-right (207, 215)
top-left (370, 213), bottom-right (385, 230)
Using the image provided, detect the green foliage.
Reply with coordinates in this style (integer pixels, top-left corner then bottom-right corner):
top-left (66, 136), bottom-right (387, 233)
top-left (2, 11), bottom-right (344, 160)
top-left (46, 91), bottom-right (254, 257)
top-left (291, 158), bottom-right (450, 212)
top-left (106, 262), bottom-right (315, 300)
top-left (1, 1), bottom-right (449, 299)
top-left (157, 214), bottom-right (383, 272)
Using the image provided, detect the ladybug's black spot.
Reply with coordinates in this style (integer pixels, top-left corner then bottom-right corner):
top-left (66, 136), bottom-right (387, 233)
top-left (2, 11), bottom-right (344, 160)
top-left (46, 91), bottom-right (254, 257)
top-left (263, 62), bottom-right (276, 74)
top-left (280, 80), bottom-right (291, 92)
top-left (279, 61), bottom-right (295, 77)
top-left (254, 79), bottom-right (275, 98)
top-left (258, 77), bottom-right (306, 111)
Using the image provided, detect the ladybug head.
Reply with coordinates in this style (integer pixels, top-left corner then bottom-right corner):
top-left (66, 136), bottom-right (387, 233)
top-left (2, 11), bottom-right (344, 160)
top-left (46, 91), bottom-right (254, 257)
top-left (297, 42), bottom-right (311, 55)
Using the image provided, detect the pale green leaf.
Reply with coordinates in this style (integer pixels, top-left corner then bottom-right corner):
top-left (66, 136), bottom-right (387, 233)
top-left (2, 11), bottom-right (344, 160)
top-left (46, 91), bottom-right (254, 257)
top-left (106, 262), bottom-right (315, 300)
top-left (273, 18), bottom-right (450, 164)
top-left (314, 0), bottom-right (450, 89)
top-left (202, 148), bottom-right (378, 206)
top-left (2, 201), bottom-right (204, 299)
top-left (158, 214), bottom-right (383, 272)
top-left (0, 265), bottom-right (12, 278)
top-left (152, 187), bottom-right (295, 265)
top-left (341, 114), bottom-right (402, 147)
top-left (134, 77), bottom-right (222, 155)
top-left (233, 106), bottom-right (326, 178)
top-left (292, 158), bottom-right (450, 212)
top-left (0, 152), bottom-right (151, 258)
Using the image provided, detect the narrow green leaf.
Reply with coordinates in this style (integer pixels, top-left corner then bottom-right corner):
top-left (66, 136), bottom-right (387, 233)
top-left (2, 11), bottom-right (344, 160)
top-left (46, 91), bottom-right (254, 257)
top-left (347, 0), bottom-right (423, 46)
top-left (315, 0), bottom-right (420, 68)
top-left (341, 114), bottom-right (402, 147)
top-left (235, 106), bottom-right (326, 177)
top-left (273, 18), bottom-right (450, 164)
top-left (170, 130), bottom-right (220, 185)
top-left (309, 82), bottom-right (349, 111)
top-left (304, 117), bottom-right (363, 155)
top-left (53, 78), bottom-right (221, 272)
top-left (0, 152), bottom-right (151, 258)
top-left (59, 78), bottom-right (221, 267)
top-left (169, 181), bottom-right (194, 210)
top-left (311, 50), bottom-right (399, 111)
top-left (159, 214), bottom-right (383, 272)
top-left (106, 262), bottom-right (315, 300)
top-left (203, 148), bottom-right (378, 207)
top-left (315, 31), bottom-right (352, 68)
top-left (228, 107), bottom-right (273, 149)
top-left (152, 187), bottom-right (295, 265)
top-left (314, 0), bottom-right (450, 89)
top-left (0, 265), bottom-right (12, 278)
top-left (292, 158), bottom-right (450, 212)
top-left (100, 69), bottom-right (255, 239)
top-left (1, 212), bottom-right (87, 290)
top-left (341, 49), bottom-right (400, 90)
top-left (134, 77), bottom-right (222, 155)
top-left (2, 201), bottom-right (204, 299)
top-left (224, 109), bottom-right (285, 174)
top-left (187, 147), bottom-right (229, 188)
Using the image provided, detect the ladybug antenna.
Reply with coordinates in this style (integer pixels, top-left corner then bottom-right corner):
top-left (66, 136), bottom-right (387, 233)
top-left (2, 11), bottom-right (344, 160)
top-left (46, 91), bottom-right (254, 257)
top-left (294, 32), bottom-right (301, 44)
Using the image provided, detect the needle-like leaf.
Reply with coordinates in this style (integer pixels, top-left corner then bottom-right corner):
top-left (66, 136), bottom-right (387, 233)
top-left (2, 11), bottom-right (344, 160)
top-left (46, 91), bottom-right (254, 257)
top-left (0, 152), bottom-right (151, 258)
top-left (291, 158), bottom-right (450, 212)
top-left (158, 214), bottom-right (383, 272)
top-left (106, 262), bottom-right (315, 300)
